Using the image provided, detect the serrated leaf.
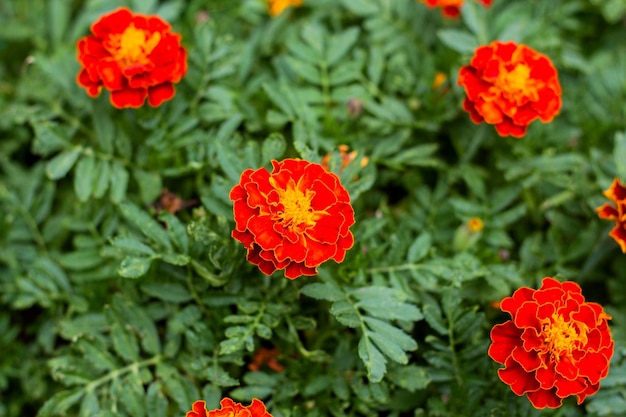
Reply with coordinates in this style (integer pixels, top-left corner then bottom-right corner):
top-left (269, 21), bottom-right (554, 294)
top-left (92, 159), bottom-right (111, 198)
top-left (118, 256), bottom-right (153, 279)
top-left (113, 295), bottom-right (161, 355)
top-left (111, 236), bottom-right (156, 256)
top-left (159, 212), bottom-right (189, 254)
top-left (301, 282), bottom-right (344, 301)
top-left (327, 27), bottom-right (360, 66)
top-left (408, 232), bottom-right (432, 263)
top-left (110, 317), bottom-right (140, 362)
top-left (36, 388), bottom-right (84, 417)
top-left (76, 339), bottom-right (120, 372)
top-left (120, 202), bottom-right (172, 250)
top-left (388, 365), bottom-right (431, 392)
top-left (330, 300), bottom-right (361, 328)
top-left (110, 161), bottom-right (129, 204)
top-left (146, 382), bottom-right (168, 417)
top-left (358, 336), bottom-right (386, 382)
top-left (46, 148), bottom-right (81, 180)
top-left (364, 316), bottom-right (417, 352)
top-left (74, 153), bottom-right (96, 202)
top-left (261, 133), bottom-right (287, 162)
top-left (79, 389), bottom-right (100, 417)
top-left (437, 29), bottom-right (479, 54)
top-left (160, 253), bottom-right (190, 266)
top-left (230, 386), bottom-right (274, 402)
top-left (423, 303), bottom-right (448, 336)
top-left (614, 131), bottom-right (626, 180)
top-left (206, 366), bottom-right (240, 387)
top-left (141, 283), bottom-right (192, 303)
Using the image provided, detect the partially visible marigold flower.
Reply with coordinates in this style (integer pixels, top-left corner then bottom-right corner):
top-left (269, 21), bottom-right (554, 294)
top-left (321, 145), bottom-right (368, 174)
top-left (419, 0), bottom-right (492, 18)
top-left (489, 277), bottom-right (614, 409)
top-left (267, 0), bottom-right (303, 17)
top-left (76, 7), bottom-right (187, 109)
top-left (458, 41), bottom-right (562, 138)
top-left (230, 159), bottom-right (355, 279)
top-left (249, 347), bottom-right (285, 372)
top-left (187, 398), bottom-right (272, 417)
top-left (596, 178), bottom-right (626, 253)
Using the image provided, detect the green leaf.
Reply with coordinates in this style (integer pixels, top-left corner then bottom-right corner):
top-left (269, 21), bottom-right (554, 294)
top-left (36, 388), bottom-right (84, 417)
top-left (146, 382), bottom-right (168, 417)
top-left (111, 236), bottom-right (156, 256)
top-left (160, 253), bottom-right (191, 266)
top-left (301, 282), bottom-right (344, 301)
top-left (46, 148), bottom-right (81, 180)
top-left (118, 256), bottom-right (153, 278)
top-left (327, 27), bottom-right (360, 66)
top-left (614, 131), bottom-right (626, 180)
top-left (330, 300), bottom-right (361, 328)
top-left (408, 232), bottom-right (432, 263)
top-left (261, 133), bottom-right (287, 163)
top-left (134, 169), bottom-right (162, 204)
top-left (119, 202), bottom-right (172, 250)
top-left (74, 154), bottom-right (96, 202)
top-left (159, 212), bottom-right (189, 254)
top-left (423, 301), bottom-right (448, 336)
top-left (113, 295), bottom-right (161, 355)
top-left (436, 29), bottom-right (479, 54)
top-left (206, 366), bottom-right (240, 387)
top-left (92, 159), bottom-right (111, 198)
top-left (78, 390), bottom-right (100, 417)
top-left (109, 161), bottom-right (129, 204)
top-left (141, 283), bottom-right (193, 303)
top-left (76, 339), bottom-right (121, 372)
top-left (110, 318), bottom-right (140, 362)
top-left (358, 336), bottom-right (386, 383)
top-left (387, 365), bottom-right (431, 392)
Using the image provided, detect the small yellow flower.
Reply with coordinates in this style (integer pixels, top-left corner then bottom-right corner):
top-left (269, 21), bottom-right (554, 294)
top-left (267, 0), bottom-right (303, 17)
top-left (432, 71), bottom-right (447, 89)
top-left (467, 217), bottom-right (484, 233)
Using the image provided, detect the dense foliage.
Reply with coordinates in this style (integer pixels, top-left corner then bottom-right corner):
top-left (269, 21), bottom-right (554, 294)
top-left (1, 0), bottom-right (625, 416)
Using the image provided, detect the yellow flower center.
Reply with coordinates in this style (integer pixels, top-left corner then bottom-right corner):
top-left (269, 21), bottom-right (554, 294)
top-left (106, 24), bottom-right (161, 68)
top-left (274, 181), bottom-right (320, 231)
top-left (494, 63), bottom-right (542, 105)
top-left (467, 217), bottom-right (484, 233)
top-left (541, 313), bottom-right (588, 359)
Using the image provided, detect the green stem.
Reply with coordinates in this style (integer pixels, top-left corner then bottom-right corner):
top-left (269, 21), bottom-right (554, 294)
top-left (84, 355), bottom-right (163, 393)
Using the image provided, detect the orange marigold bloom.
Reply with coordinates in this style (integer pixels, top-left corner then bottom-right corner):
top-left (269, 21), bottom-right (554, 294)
top-left (267, 0), bottom-right (303, 17)
top-left (419, 0), bottom-right (492, 18)
top-left (186, 398), bottom-right (272, 417)
top-left (76, 7), bottom-right (187, 109)
top-left (596, 178), bottom-right (626, 253)
top-left (458, 41), bottom-right (562, 138)
top-left (320, 145), bottom-right (368, 173)
top-left (230, 159), bottom-right (355, 279)
top-left (489, 277), bottom-right (614, 409)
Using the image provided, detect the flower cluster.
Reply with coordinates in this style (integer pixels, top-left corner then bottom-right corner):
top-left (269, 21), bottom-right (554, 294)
top-left (596, 178), bottom-right (626, 252)
top-left (419, 0), bottom-right (492, 18)
top-left (187, 398), bottom-right (272, 417)
top-left (230, 159), bottom-right (355, 279)
top-left (76, 7), bottom-right (187, 108)
top-left (267, 0), bottom-right (303, 17)
top-left (458, 41), bottom-right (562, 138)
top-left (489, 277), bottom-right (614, 408)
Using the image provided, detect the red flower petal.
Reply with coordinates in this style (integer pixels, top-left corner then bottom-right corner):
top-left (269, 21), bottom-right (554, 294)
top-left (488, 321), bottom-right (522, 364)
top-left (490, 278), bottom-right (614, 409)
top-left (230, 159), bottom-right (355, 279)
top-left (458, 41), bottom-right (561, 138)
top-left (76, 7), bottom-right (186, 108)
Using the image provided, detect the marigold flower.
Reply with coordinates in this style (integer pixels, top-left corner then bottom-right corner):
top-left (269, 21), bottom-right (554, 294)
top-left (320, 145), bottom-right (368, 174)
top-left (419, 0), bottom-right (492, 18)
top-left (267, 0), bottom-right (303, 17)
top-left (76, 7), bottom-right (187, 109)
top-left (249, 346), bottom-right (285, 372)
top-left (596, 178), bottom-right (626, 253)
top-left (458, 41), bottom-right (562, 138)
top-left (467, 217), bottom-right (484, 233)
top-left (230, 159), bottom-right (355, 279)
top-left (489, 277), bottom-right (614, 409)
top-left (186, 398), bottom-right (272, 417)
